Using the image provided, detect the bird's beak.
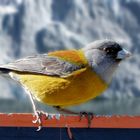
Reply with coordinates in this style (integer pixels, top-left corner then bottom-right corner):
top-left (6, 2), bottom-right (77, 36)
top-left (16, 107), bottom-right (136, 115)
top-left (116, 49), bottom-right (131, 60)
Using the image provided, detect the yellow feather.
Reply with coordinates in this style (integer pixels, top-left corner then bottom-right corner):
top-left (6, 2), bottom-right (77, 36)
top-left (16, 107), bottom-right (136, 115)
top-left (11, 67), bottom-right (108, 107)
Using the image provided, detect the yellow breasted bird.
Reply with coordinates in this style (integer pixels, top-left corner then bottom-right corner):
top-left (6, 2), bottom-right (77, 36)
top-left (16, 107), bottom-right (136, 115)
top-left (0, 39), bottom-right (131, 129)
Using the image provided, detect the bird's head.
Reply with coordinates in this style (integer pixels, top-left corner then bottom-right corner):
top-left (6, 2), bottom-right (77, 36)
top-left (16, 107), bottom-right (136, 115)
top-left (82, 39), bottom-right (131, 84)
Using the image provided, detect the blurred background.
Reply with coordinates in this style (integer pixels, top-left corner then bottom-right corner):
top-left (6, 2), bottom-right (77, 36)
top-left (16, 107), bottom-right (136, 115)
top-left (0, 0), bottom-right (139, 115)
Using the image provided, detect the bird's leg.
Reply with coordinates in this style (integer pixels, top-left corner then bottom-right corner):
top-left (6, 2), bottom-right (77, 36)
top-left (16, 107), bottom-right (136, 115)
top-left (27, 91), bottom-right (48, 131)
top-left (54, 106), bottom-right (78, 115)
top-left (79, 112), bottom-right (94, 128)
top-left (54, 106), bottom-right (94, 127)
top-left (54, 107), bottom-right (94, 138)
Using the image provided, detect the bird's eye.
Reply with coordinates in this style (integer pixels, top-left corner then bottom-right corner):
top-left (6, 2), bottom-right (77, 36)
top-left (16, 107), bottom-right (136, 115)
top-left (102, 43), bottom-right (122, 55)
top-left (103, 46), bottom-right (116, 54)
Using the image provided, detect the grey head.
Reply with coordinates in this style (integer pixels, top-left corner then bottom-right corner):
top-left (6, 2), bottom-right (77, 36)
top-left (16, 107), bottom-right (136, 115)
top-left (82, 39), bottom-right (131, 84)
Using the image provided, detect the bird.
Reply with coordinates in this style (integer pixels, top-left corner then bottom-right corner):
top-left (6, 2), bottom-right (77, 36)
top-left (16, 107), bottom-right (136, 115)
top-left (0, 39), bottom-right (131, 130)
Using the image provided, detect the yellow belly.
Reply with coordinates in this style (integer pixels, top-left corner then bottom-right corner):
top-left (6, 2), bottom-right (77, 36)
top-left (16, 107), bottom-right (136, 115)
top-left (12, 68), bottom-right (108, 107)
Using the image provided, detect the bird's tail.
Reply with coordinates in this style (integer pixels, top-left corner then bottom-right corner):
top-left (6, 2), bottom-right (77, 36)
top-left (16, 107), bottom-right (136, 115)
top-left (0, 66), bottom-right (11, 74)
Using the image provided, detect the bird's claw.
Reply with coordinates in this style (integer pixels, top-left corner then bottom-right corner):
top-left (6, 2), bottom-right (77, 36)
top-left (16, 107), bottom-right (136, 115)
top-left (32, 110), bottom-right (49, 131)
top-left (79, 112), bottom-right (94, 127)
top-left (32, 111), bottom-right (57, 131)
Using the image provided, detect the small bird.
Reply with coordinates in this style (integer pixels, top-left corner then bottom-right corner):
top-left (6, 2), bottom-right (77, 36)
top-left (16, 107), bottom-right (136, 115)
top-left (0, 39), bottom-right (131, 130)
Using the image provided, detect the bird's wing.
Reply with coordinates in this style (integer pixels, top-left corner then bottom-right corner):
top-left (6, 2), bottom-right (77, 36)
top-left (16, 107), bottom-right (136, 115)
top-left (0, 50), bottom-right (88, 77)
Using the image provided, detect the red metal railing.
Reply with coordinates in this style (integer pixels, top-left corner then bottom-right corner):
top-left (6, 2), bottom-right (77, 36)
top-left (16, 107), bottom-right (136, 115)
top-left (0, 113), bottom-right (139, 128)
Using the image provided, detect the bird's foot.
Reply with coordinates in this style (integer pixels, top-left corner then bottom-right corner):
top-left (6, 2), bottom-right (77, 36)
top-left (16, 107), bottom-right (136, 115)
top-left (79, 112), bottom-right (94, 128)
top-left (32, 110), bottom-right (49, 131)
top-left (32, 111), bottom-right (60, 131)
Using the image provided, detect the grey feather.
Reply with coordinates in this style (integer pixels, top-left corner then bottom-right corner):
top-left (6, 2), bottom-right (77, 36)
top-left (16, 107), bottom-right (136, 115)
top-left (0, 54), bottom-right (85, 77)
